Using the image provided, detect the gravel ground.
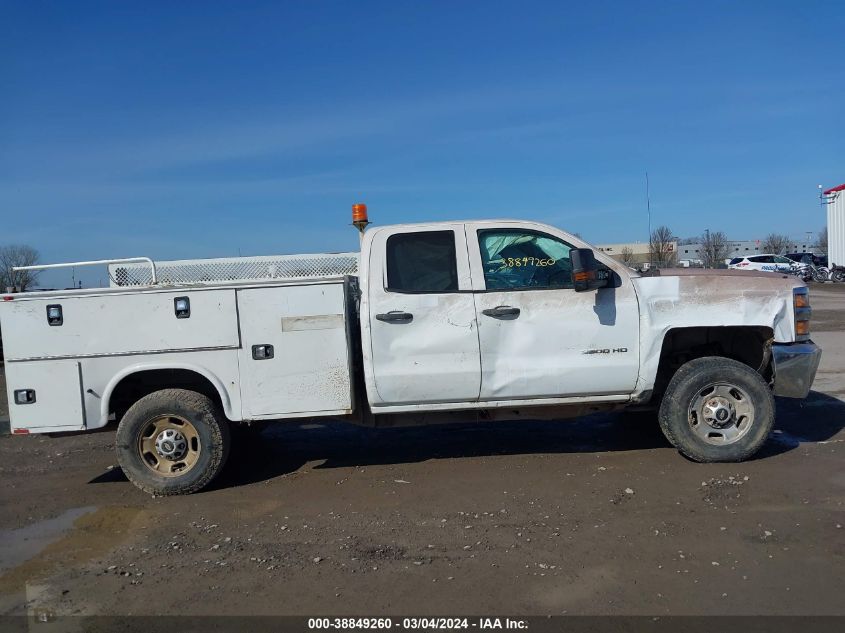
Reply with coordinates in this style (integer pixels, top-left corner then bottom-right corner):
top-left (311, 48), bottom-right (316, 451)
top-left (0, 284), bottom-right (842, 616)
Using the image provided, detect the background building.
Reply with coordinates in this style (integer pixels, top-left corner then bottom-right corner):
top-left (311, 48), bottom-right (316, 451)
top-left (595, 241), bottom-right (676, 267)
top-left (678, 239), bottom-right (820, 261)
top-left (598, 235), bottom-right (821, 268)
top-left (825, 183), bottom-right (845, 267)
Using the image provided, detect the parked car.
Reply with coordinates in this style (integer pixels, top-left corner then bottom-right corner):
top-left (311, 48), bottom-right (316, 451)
top-left (728, 254), bottom-right (796, 273)
top-left (785, 253), bottom-right (828, 267)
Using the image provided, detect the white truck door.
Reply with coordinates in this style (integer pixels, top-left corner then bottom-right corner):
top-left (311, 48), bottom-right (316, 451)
top-left (363, 225), bottom-right (481, 406)
top-left (466, 222), bottom-right (640, 400)
top-left (237, 282), bottom-right (353, 418)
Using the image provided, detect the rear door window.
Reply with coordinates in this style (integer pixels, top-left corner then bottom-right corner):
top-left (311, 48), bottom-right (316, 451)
top-left (386, 231), bottom-right (458, 293)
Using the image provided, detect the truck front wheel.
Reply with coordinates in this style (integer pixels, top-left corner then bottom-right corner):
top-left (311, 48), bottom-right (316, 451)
top-left (115, 389), bottom-right (231, 495)
top-left (658, 357), bottom-right (775, 462)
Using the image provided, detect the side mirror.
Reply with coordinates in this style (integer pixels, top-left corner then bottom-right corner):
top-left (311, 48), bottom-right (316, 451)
top-left (570, 248), bottom-right (608, 292)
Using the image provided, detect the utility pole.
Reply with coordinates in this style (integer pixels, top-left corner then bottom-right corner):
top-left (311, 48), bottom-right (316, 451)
top-left (705, 228), bottom-right (710, 268)
top-left (646, 172), bottom-right (652, 268)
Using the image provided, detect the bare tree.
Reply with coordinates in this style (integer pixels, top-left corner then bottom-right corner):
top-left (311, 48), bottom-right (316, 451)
top-left (649, 225), bottom-right (677, 268)
top-left (620, 246), bottom-right (636, 268)
top-left (816, 227), bottom-right (828, 255)
top-left (0, 244), bottom-right (40, 291)
top-left (701, 230), bottom-right (729, 268)
top-left (761, 233), bottom-right (791, 255)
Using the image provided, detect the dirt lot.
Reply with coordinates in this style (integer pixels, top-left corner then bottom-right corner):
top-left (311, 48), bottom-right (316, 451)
top-left (0, 285), bottom-right (843, 617)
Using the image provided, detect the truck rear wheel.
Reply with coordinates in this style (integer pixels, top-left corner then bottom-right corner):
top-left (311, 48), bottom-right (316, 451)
top-left (115, 389), bottom-right (230, 495)
top-left (658, 357), bottom-right (774, 462)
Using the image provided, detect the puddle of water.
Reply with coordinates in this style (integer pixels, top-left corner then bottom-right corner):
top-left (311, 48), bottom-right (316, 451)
top-left (0, 505), bottom-right (145, 603)
top-left (0, 507), bottom-right (96, 575)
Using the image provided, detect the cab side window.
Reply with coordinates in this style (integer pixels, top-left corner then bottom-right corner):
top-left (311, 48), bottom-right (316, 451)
top-left (386, 231), bottom-right (458, 293)
top-left (478, 229), bottom-right (574, 290)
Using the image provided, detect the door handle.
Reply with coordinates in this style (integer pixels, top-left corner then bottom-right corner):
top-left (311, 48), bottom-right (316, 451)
top-left (252, 344), bottom-right (274, 360)
top-left (482, 305), bottom-right (521, 318)
top-left (375, 311), bottom-right (414, 323)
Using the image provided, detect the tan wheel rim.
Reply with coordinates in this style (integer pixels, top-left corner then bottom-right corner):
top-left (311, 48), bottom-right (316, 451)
top-left (138, 415), bottom-right (201, 477)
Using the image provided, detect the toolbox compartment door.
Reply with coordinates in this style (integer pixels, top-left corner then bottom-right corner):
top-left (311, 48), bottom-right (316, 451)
top-left (237, 283), bottom-right (353, 417)
top-left (0, 289), bottom-right (239, 360)
top-left (6, 360), bottom-right (86, 432)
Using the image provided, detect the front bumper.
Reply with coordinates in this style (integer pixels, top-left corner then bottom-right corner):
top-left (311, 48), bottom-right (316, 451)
top-left (771, 341), bottom-right (822, 399)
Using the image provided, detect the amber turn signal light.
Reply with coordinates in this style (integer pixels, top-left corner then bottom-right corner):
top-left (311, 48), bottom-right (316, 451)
top-left (794, 293), bottom-right (809, 308)
top-left (795, 320), bottom-right (810, 336)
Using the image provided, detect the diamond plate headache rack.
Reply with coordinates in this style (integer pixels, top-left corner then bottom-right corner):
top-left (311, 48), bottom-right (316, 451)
top-left (107, 252), bottom-right (360, 287)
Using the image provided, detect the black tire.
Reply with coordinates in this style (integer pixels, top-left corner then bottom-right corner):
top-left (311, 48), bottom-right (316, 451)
top-left (115, 389), bottom-right (230, 495)
top-left (658, 357), bottom-right (774, 462)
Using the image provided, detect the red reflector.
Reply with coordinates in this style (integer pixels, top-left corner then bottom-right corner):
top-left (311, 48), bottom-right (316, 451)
top-left (2, 296), bottom-right (13, 301)
top-left (12, 428), bottom-right (30, 435)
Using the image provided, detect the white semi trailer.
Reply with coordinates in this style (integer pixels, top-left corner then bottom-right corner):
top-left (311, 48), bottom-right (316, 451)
top-left (0, 207), bottom-right (821, 495)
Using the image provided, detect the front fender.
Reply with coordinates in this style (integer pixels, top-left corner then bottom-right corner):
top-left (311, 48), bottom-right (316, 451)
top-left (632, 274), bottom-right (797, 395)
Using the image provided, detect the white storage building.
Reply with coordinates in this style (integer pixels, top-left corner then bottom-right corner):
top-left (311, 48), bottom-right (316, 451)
top-left (825, 183), bottom-right (845, 267)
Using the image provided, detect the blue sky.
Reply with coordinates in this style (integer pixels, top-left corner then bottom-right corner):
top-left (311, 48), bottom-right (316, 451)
top-left (1, 0), bottom-right (843, 288)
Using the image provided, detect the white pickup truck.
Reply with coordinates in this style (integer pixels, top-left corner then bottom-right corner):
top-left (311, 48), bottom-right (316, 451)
top-left (0, 213), bottom-right (822, 495)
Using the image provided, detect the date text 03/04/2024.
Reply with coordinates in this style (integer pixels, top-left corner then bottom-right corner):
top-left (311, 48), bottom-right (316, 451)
top-left (307, 617), bottom-right (529, 630)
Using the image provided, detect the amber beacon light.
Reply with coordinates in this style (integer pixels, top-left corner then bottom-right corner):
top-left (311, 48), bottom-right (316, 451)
top-left (352, 203), bottom-right (370, 233)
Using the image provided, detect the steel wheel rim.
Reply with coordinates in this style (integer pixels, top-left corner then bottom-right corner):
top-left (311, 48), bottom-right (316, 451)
top-left (687, 382), bottom-right (755, 445)
top-left (138, 415), bottom-right (201, 477)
